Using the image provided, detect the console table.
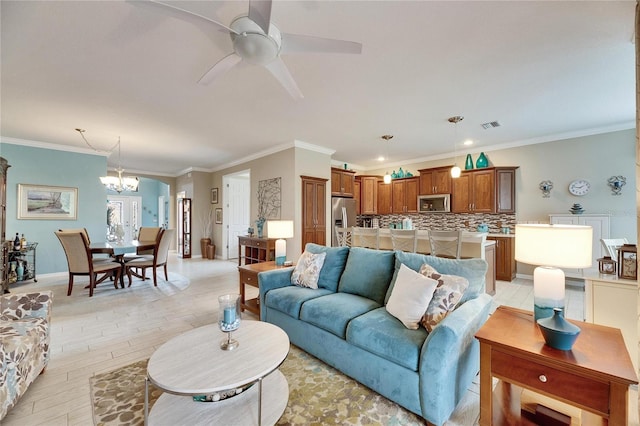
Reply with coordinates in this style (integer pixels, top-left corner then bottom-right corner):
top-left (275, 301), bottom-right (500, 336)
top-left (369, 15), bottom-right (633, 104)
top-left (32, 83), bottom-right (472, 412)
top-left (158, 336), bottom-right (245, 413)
top-left (237, 236), bottom-right (276, 266)
top-left (475, 306), bottom-right (637, 425)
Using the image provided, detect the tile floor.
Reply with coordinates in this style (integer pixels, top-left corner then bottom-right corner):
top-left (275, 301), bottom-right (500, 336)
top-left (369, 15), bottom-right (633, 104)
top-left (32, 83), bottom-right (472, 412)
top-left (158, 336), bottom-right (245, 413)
top-left (1, 254), bottom-right (637, 425)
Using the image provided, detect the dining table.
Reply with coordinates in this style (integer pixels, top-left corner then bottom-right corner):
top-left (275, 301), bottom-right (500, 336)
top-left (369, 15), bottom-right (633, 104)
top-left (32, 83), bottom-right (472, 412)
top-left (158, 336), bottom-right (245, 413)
top-left (90, 240), bottom-right (156, 288)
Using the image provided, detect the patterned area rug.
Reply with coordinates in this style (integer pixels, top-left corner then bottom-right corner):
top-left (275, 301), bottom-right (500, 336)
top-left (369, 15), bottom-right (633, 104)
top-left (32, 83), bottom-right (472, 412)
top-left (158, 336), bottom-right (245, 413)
top-left (90, 345), bottom-right (424, 425)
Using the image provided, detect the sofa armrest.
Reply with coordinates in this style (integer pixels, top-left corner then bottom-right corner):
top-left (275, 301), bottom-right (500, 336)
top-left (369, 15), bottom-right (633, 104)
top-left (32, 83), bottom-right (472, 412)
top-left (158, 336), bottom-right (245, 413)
top-left (258, 269), bottom-right (294, 321)
top-left (418, 293), bottom-right (492, 425)
top-left (0, 291), bottom-right (53, 322)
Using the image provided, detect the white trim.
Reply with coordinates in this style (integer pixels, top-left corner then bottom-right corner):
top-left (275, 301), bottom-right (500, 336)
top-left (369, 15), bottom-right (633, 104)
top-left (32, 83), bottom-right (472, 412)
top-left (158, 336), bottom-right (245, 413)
top-left (1, 136), bottom-right (110, 157)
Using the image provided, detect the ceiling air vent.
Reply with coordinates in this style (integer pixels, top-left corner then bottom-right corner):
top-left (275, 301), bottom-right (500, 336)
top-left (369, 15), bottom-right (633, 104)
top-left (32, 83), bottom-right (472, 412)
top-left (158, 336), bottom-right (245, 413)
top-left (481, 121), bottom-right (501, 129)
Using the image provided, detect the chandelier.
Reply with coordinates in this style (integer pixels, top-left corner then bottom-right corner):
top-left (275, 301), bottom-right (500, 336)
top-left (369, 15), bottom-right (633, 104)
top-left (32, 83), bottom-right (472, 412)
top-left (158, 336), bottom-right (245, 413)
top-left (99, 137), bottom-right (139, 193)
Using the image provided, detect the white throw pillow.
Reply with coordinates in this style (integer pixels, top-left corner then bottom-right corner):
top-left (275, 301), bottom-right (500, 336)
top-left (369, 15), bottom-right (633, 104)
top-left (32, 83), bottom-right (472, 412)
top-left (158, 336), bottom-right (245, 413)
top-left (290, 251), bottom-right (326, 289)
top-left (386, 263), bottom-right (438, 330)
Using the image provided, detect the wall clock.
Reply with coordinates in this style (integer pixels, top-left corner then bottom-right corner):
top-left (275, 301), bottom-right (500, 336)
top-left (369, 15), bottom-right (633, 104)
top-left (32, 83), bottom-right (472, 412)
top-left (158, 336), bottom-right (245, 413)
top-left (568, 179), bottom-right (590, 196)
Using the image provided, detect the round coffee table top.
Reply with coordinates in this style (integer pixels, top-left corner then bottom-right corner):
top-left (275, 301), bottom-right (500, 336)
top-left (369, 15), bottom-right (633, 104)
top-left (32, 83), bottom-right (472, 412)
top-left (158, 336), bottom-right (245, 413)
top-left (147, 320), bottom-right (289, 394)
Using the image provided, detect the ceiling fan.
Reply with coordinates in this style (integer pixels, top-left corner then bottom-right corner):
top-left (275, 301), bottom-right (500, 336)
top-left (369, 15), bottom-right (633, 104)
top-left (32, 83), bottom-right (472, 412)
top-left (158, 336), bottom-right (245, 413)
top-left (145, 0), bottom-right (363, 99)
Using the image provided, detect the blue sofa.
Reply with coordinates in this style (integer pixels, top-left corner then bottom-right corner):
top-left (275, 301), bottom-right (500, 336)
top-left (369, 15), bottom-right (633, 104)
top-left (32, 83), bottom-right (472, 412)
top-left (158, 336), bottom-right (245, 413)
top-left (259, 244), bottom-right (493, 426)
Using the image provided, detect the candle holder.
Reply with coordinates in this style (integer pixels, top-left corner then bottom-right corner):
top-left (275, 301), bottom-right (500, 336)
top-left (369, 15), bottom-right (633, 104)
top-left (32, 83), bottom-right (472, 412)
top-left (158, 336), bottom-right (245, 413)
top-left (218, 294), bottom-right (241, 350)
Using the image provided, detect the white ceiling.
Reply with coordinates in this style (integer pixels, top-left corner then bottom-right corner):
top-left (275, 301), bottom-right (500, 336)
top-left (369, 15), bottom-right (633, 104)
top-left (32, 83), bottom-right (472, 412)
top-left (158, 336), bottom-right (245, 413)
top-left (1, 1), bottom-right (635, 176)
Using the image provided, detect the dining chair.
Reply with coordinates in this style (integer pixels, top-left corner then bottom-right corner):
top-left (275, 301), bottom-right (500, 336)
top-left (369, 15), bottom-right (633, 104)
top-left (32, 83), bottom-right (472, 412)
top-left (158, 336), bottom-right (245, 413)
top-left (55, 231), bottom-right (122, 297)
top-left (136, 227), bottom-right (162, 255)
top-left (390, 229), bottom-right (417, 253)
top-left (58, 228), bottom-right (112, 263)
top-left (335, 226), bottom-right (352, 247)
top-left (601, 238), bottom-right (629, 259)
top-left (429, 229), bottom-right (463, 259)
top-left (352, 227), bottom-right (379, 250)
top-left (125, 228), bottom-right (175, 286)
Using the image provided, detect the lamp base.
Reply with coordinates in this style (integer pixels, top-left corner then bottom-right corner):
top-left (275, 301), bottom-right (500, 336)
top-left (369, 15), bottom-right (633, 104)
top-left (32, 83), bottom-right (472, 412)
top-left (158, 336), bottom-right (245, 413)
top-left (533, 266), bottom-right (566, 321)
top-left (275, 256), bottom-right (286, 266)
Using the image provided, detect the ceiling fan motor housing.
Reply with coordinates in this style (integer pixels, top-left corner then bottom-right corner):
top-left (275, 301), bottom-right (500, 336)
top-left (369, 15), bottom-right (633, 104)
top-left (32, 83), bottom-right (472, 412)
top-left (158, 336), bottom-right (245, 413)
top-left (230, 16), bottom-right (281, 65)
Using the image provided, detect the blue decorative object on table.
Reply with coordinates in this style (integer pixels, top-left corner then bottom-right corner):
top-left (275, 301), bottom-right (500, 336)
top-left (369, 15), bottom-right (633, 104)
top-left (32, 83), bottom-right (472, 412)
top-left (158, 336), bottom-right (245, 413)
top-left (537, 308), bottom-right (581, 350)
top-left (475, 152), bottom-right (488, 168)
top-left (218, 294), bottom-right (241, 350)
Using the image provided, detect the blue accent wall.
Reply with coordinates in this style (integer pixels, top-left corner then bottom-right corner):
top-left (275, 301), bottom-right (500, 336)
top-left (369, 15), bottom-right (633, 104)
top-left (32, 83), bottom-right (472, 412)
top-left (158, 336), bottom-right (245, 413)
top-left (1, 143), bottom-right (108, 274)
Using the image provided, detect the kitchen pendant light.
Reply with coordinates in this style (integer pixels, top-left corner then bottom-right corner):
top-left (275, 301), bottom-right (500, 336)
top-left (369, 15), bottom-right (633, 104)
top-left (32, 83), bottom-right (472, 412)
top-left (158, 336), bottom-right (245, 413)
top-left (448, 116), bottom-right (464, 178)
top-left (381, 134), bottom-right (393, 184)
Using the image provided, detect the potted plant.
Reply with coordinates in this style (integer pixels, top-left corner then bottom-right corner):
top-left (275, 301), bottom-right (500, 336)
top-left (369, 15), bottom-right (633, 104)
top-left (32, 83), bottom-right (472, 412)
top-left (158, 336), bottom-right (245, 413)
top-left (200, 206), bottom-right (213, 258)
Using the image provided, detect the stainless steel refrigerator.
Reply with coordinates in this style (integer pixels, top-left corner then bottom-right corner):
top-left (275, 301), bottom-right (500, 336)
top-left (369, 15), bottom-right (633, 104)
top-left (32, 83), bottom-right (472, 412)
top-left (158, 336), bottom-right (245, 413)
top-left (331, 197), bottom-right (357, 247)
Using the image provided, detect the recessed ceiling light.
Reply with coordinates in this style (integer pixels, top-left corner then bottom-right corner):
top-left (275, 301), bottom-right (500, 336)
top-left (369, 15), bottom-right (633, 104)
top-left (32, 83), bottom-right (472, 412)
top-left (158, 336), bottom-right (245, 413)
top-left (464, 139), bottom-right (473, 146)
top-left (377, 156), bottom-right (385, 162)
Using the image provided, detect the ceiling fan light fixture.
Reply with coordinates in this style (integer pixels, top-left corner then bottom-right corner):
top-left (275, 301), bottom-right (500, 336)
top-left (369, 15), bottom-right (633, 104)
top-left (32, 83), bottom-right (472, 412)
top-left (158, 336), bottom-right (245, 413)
top-left (231, 16), bottom-right (281, 65)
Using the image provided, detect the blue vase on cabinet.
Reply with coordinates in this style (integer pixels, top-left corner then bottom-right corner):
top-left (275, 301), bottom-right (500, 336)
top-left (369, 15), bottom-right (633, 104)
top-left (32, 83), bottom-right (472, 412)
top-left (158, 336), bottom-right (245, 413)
top-left (475, 152), bottom-right (488, 168)
top-left (464, 154), bottom-right (474, 170)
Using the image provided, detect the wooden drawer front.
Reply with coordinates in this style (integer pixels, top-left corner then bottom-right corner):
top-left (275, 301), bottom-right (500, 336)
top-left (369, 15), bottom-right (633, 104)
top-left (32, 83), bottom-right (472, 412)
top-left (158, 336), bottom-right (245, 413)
top-left (240, 270), bottom-right (258, 287)
top-left (253, 240), bottom-right (264, 248)
top-left (238, 237), bottom-right (251, 246)
top-left (492, 350), bottom-right (610, 414)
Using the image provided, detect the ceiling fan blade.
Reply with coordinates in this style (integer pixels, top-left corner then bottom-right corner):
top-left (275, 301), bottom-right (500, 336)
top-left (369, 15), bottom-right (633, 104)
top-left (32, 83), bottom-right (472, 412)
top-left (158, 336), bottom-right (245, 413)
top-left (281, 33), bottom-right (362, 55)
top-left (248, 0), bottom-right (272, 34)
top-left (198, 53), bottom-right (242, 85)
top-left (146, 0), bottom-right (239, 35)
top-left (264, 58), bottom-right (304, 100)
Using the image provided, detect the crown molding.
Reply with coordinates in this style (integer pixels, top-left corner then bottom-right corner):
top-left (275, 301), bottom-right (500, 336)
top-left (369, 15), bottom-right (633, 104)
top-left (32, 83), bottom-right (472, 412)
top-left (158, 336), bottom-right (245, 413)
top-left (1, 136), bottom-right (110, 156)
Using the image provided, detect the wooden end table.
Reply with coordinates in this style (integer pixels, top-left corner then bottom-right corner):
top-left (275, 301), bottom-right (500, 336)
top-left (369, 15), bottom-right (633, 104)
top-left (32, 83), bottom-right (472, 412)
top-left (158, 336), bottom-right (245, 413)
top-left (475, 306), bottom-right (638, 425)
top-left (238, 261), bottom-right (294, 317)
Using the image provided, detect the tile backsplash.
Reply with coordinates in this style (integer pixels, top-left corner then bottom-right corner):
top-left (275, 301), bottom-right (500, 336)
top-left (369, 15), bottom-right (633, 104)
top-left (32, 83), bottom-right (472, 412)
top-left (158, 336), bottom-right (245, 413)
top-left (358, 213), bottom-right (516, 234)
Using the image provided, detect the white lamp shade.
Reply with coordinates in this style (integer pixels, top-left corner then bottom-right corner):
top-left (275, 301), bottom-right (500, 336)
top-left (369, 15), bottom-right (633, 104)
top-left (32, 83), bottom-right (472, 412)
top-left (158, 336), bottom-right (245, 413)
top-left (515, 224), bottom-right (592, 268)
top-left (267, 220), bottom-right (294, 239)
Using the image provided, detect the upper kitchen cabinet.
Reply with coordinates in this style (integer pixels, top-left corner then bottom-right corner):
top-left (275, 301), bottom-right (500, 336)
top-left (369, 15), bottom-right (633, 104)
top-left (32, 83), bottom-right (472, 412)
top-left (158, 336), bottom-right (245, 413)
top-left (451, 167), bottom-right (518, 213)
top-left (356, 175), bottom-right (379, 215)
top-left (418, 166), bottom-right (453, 195)
top-left (331, 168), bottom-right (356, 197)
top-left (392, 177), bottom-right (419, 213)
top-left (377, 180), bottom-right (393, 214)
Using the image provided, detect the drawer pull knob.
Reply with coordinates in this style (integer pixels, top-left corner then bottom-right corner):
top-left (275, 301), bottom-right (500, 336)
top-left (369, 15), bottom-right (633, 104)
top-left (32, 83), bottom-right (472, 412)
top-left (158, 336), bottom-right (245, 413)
top-left (538, 375), bottom-right (547, 383)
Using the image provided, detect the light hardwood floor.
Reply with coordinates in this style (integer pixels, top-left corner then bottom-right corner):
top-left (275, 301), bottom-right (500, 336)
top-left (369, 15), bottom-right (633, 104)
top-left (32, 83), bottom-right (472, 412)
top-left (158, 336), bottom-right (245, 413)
top-left (2, 254), bottom-right (637, 425)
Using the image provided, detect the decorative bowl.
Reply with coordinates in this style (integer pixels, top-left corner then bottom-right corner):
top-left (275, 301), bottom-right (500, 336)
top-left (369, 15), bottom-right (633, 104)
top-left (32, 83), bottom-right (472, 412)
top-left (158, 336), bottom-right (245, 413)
top-left (537, 308), bottom-right (581, 350)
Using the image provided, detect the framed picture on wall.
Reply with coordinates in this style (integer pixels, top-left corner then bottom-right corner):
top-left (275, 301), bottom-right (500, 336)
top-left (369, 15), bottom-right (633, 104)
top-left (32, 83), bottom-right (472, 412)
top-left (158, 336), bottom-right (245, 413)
top-left (18, 184), bottom-right (78, 220)
top-left (211, 188), bottom-right (219, 204)
top-left (215, 208), bottom-right (222, 224)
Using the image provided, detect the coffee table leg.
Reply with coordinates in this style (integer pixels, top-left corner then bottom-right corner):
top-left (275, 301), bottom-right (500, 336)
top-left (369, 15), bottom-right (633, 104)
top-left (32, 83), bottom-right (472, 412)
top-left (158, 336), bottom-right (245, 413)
top-left (258, 376), bottom-right (263, 426)
top-left (144, 376), bottom-right (149, 426)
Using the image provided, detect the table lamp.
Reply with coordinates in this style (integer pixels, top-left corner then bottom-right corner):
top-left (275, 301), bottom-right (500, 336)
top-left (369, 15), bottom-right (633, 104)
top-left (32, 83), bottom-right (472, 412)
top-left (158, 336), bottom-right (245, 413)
top-left (515, 224), bottom-right (592, 321)
top-left (267, 220), bottom-right (294, 266)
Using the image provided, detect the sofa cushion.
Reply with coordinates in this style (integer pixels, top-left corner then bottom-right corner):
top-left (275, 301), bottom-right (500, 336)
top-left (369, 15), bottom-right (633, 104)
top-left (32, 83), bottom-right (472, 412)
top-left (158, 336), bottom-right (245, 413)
top-left (300, 293), bottom-right (380, 339)
top-left (304, 243), bottom-right (350, 292)
top-left (386, 263), bottom-right (438, 330)
top-left (265, 286), bottom-right (333, 319)
top-left (419, 263), bottom-right (469, 331)
top-left (338, 247), bottom-right (396, 305)
top-left (347, 307), bottom-right (428, 372)
top-left (386, 251), bottom-right (488, 305)
top-left (291, 251), bottom-right (326, 289)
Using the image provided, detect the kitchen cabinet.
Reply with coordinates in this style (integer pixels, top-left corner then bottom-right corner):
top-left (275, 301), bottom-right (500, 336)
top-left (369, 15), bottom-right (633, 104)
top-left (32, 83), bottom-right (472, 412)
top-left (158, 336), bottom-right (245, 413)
top-left (418, 166), bottom-right (452, 195)
top-left (451, 167), bottom-right (517, 213)
top-left (392, 177), bottom-right (419, 213)
top-left (549, 214), bottom-right (610, 277)
top-left (331, 168), bottom-right (355, 197)
top-left (353, 179), bottom-right (361, 214)
top-left (356, 175), bottom-right (379, 215)
top-left (302, 176), bottom-right (328, 248)
top-left (377, 180), bottom-right (393, 214)
top-left (487, 236), bottom-right (516, 281)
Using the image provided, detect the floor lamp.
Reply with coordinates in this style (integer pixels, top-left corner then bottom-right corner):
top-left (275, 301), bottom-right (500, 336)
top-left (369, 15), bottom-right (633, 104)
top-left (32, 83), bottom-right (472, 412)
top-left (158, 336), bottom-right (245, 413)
top-left (267, 220), bottom-right (294, 266)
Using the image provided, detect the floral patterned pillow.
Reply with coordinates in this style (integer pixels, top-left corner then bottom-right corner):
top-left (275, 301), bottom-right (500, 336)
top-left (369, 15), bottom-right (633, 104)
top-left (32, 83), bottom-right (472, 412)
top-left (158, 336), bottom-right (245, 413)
top-left (418, 263), bottom-right (469, 332)
top-left (291, 251), bottom-right (327, 289)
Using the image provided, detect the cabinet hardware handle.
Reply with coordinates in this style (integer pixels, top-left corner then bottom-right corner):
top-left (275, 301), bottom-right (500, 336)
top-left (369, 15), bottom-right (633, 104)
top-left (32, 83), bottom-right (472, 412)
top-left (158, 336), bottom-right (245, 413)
top-left (538, 375), bottom-right (547, 383)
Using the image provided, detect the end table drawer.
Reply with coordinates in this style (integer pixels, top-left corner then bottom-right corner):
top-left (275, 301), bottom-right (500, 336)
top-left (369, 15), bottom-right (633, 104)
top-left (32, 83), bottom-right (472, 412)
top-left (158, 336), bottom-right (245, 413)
top-left (492, 349), bottom-right (610, 414)
top-left (240, 270), bottom-right (258, 287)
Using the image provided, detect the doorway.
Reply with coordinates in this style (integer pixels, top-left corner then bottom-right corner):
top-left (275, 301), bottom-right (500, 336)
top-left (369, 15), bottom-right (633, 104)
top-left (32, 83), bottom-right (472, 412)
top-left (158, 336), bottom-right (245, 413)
top-left (107, 195), bottom-right (142, 241)
top-left (223, 171), bottom-right (250, 260)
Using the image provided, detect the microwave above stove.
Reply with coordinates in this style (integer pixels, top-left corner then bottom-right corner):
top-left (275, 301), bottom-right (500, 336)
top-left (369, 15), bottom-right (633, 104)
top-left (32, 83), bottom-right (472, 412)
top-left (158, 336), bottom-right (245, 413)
top-left (418, 194), bottom-right (450, 213)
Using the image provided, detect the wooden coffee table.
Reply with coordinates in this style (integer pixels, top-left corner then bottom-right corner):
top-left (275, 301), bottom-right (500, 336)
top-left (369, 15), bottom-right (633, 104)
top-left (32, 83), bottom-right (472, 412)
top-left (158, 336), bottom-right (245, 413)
top-left (145, 321), bottom-right (290, 425)
top-left (475, 306), bottom-right (638, 425)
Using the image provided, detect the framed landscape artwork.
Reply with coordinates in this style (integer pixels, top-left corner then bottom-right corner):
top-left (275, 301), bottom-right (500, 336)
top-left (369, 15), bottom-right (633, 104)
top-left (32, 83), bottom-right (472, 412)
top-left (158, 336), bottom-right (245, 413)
top-left (18, 184), bottom-right (78, 220)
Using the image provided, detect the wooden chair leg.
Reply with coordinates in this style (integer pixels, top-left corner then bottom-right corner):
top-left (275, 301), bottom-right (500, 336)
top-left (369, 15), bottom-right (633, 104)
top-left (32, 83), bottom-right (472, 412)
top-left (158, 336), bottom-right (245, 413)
top-left (153, 268), bottom-right (158, 286)
top-left (67, 274), bottom-right (74, 296)
top-left (112, 270), bottom-right (119, 289)
top-left (163, 264), bottom-right (168, 281)
top-left (127, 267), bottom-right (133, 287)
top-left (89, 274), bottom-right (95, 297)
